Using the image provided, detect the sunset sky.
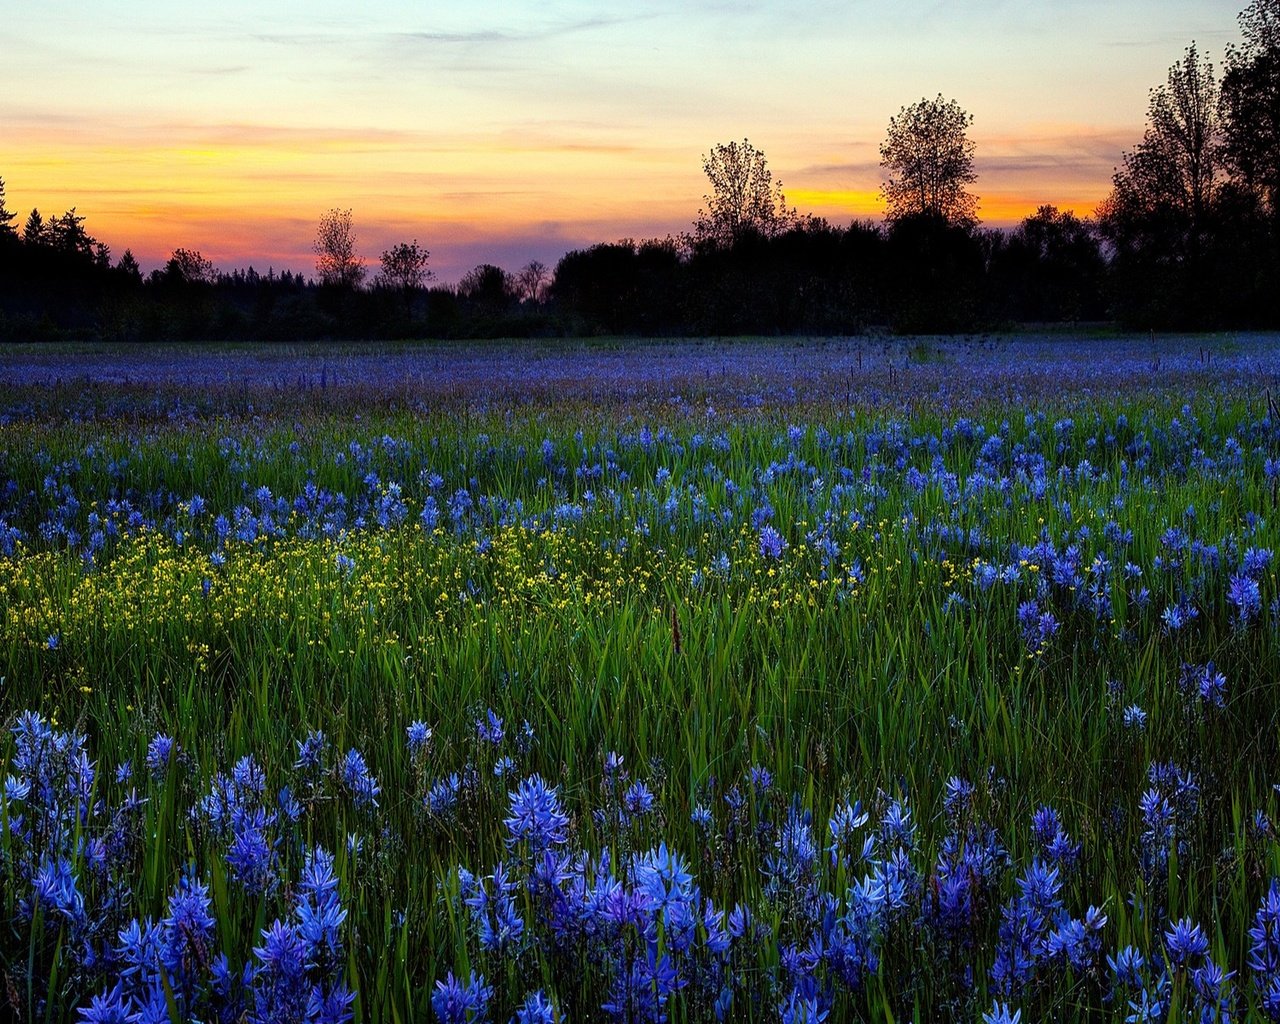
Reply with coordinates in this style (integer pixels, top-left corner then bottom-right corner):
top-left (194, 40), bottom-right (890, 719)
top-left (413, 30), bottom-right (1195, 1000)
top-left (3, 0), bottom-right (1238, 283)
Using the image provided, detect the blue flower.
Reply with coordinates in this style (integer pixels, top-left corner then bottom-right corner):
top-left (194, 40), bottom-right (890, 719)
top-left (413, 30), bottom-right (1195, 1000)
top-left (983, 1002), bottom-right (1021, 1024)
top-left (759, 525), bottom-right (786, 559)
top-left (77, 983), bottom-right (131, 1023)
top-left (431, 970), bottom-right (492, 1024)
top-left (1161, 599), bottom-right (1199, 632)
top-left (1165, 917), bottom-right (1210, 968)
top-left (504, 775), bottom-right (569, 852)
top-left (227, 805), bottom-right (278, 896)
top-left (1243, 547), bottom-right (1273, 577)
top-left (623, 780), bottom-right (655, 821)
top-left (407, 720), bottom-right (433, 756)
top-left (513, 990), bottom-right (556, 1024)
top-left (634, 842), bottom-right (694, 909)
top-left (1229, 572), bottom-right (1262, 625)
top-left (145, 734), bottom-right (177, 781)
top-left (477, 709), bottom-right (504, 745)
top-left (252, 919), bottom-right (309, 1021)
top-left (341, 749), bottom-right (381, 810)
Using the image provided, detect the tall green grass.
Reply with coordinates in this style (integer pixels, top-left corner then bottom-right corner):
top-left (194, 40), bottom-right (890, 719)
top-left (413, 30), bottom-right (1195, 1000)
top-left (3, 395), bottom-right (1280, 1019)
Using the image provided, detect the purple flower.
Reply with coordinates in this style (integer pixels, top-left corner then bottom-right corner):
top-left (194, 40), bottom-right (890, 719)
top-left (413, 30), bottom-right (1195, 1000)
top-left (504, 775), bottom-right (569, 852)
top-left (513, 990), bottom-right (555, 1024)
top-left (759, 525), bottom-right (786, 559)
top-left (476, 709), bottom-right (504, 745)
top-left (983, 1002), bottom-right (1021, 1024)
top-left (145, 734), bottom-right (177, 781)
top-left (341, 749), bottom-right (380, 810)
top-left (1229, 572), bottom-right (1262, 625)
top-left (1165, 917), bottom-right (1210, 968)
top-left (623, 780), bottom-right (655, 820)
top-left (431, 970), bottom-right (492, 1024)
top-left (407, 720), bottom-right (433, 756)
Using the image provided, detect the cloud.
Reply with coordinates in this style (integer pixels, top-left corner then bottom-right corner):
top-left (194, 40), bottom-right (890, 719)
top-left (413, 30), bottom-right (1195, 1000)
top-left (389, 15), bottom-right (641, 47)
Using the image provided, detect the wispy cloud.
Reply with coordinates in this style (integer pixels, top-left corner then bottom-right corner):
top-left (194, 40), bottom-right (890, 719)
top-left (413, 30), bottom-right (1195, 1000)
top-left (389, 15), bottom-right (643, 47)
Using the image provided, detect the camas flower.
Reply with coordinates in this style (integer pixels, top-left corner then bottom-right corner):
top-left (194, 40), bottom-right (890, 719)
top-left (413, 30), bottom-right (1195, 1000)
top-left (431, 970), bottom-right (492, 1024)
top-left (1165, 917), bottom-right (1210, 968)
top-left (407, 720), bottom-right (433, 757)
top-left (505, 775), bottom-right (569, 852)
top-left (341, 749), bottom-right (380, 810)
top-left (759, 525), bottom-right (786, 559)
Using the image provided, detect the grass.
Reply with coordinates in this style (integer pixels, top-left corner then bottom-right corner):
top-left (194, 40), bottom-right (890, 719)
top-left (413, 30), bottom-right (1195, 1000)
top-left (3, 341), bottom-right (1280, 1020)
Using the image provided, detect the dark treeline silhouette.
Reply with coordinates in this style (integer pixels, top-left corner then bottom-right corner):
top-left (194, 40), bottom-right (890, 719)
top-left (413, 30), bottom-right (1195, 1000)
top-left (1, 0), bottom-right (1277, 341)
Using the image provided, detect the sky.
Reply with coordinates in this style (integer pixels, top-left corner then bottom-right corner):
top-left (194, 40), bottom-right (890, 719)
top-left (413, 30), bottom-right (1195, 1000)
top-left (1, 0), bottom-right (1239, 284)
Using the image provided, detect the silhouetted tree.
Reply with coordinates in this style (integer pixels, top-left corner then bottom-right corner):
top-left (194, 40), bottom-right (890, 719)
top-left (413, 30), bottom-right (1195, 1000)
top-left (553, 241), bottom-right (680, 333)
top-left (992, 206), bottom-right (1107, 322)
top-left (885, 212), bottom-right (985, 332)
top-left (1102, 45), bottom-right (1220, 248)
top-left (313, 208), bottom-right (365, 288)
top-left (694, 138), bottom-right (797, 249)
top-left (458, 264), bottom-right (516, 309)
top-left (42, 208), bottom-right (109, 267)
top-left (115, 249), bottom-right (142, 284)
top-left (0, 177), bottom-right (15, 237)
top-left (880, 95), bottom-right (979, 227)
top-left (164, 248), bottom-right (215, 285)
top-left (23, 209), bottom-right (45, 246)
top-left (1098, 43), bottom-right (1224, 324)
top-left (376, 240), bottom-right (432, 291)
top-left (516, 260), bottom-right (549, 303)
top-left (1221, 0), bottom-right (1280, 219)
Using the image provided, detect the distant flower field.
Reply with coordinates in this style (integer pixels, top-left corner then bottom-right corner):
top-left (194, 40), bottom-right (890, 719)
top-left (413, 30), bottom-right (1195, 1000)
top-left (4, 335), bottom-right (1280, 1023)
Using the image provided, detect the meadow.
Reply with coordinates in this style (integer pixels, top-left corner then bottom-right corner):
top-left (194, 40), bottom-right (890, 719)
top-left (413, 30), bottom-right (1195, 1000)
top-left (4, 334), bottom-right (1280, 1023)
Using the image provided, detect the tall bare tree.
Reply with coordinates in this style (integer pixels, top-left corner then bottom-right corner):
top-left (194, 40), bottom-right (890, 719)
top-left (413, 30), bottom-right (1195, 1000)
top-left (313, 208), bottom-right (365, 288)
top-left (694, 138), bottom-right (797, 248)
top-left (879, 95), bottom-right (978, 227)
top-left (516, 260), bottom-right (549, 303)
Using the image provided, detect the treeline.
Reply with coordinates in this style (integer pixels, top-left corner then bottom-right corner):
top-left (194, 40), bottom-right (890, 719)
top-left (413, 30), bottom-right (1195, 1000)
top-left (0, 202), bottom-right (1269, 341)
top-left (1, 0), bottom-right (1277, 340)
top-left (0, 222), bottom-right (559, 342)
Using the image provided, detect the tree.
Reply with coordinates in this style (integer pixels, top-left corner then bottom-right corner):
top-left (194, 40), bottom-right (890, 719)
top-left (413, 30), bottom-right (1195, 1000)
top-left (516, 260), bottom-right (549, 303)
top-left (313, 208), bottom-right (365, 288)
top-left (165, 248), bottom-right (214, 285)
top-left (992, 206), bottom-right (1107, 321)
top-left (376, 240), bottom-right (432, 291)
top-left (23, 208), bottom-right (45, 246)
top-left (1099, 44), bottom-right (1221, 259)
top-left (46, 208), bottom-right (99, 261)
top-left (0, 177), bottom-right (15, 236)
top-left (1097, 43), bottom-right (1233, 325)
top-left (458, 264), bottom-right (516, 306)
top-left (116, 249), bottom-right (142, 284)
top-left (694, 138), bottom-right (797, 249)
top-left (879, 95), bottom-right (979, 226)
top-left (1221, 0), bottom-right (1280, 218)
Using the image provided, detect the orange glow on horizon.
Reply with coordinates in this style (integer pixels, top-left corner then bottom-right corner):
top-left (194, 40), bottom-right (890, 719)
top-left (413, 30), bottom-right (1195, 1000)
top-left (3, 122), bottom-right (1122, 280)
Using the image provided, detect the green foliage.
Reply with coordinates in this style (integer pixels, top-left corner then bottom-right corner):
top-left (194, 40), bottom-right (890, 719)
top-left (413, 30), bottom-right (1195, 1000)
top-left (3, 371), bottom-right (1280, 1018)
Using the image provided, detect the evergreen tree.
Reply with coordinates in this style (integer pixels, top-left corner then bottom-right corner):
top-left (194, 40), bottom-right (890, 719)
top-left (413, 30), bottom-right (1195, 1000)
top-left (0, 176), bottom-right (16, 236)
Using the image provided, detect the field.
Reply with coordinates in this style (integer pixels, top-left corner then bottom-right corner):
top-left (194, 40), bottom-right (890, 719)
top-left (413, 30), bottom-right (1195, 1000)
top-left (4, 334), bottom-right (1280, 1023)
